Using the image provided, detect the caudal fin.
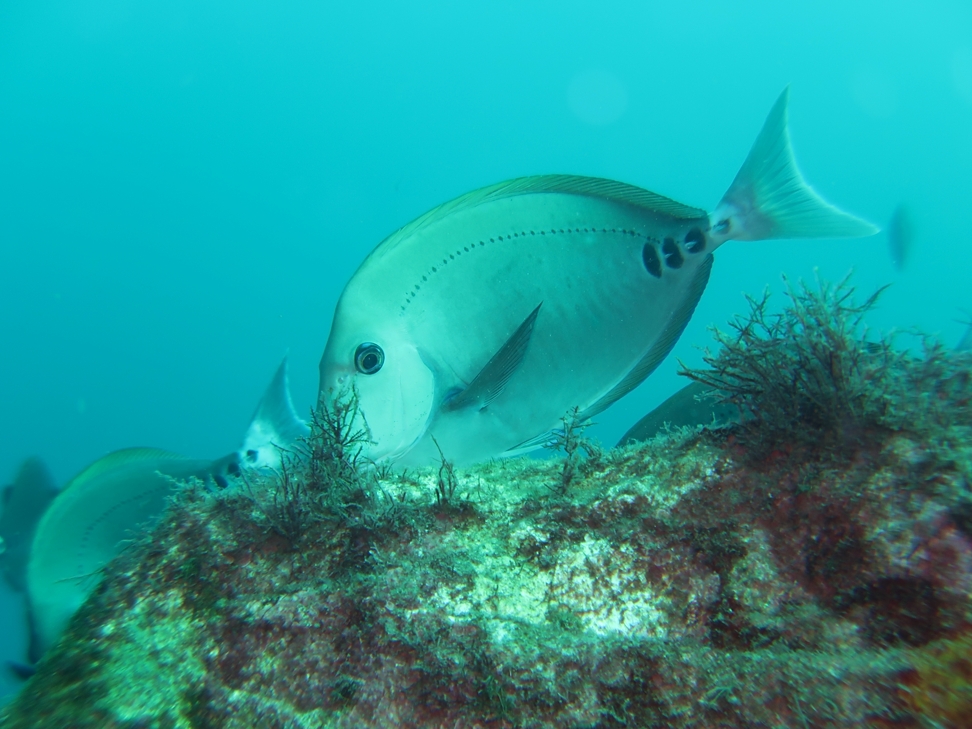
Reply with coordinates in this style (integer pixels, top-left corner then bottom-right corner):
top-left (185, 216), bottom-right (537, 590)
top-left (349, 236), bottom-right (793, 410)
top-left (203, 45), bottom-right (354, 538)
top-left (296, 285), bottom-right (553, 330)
top-left (712, 87), bottom-right (878, 242)
top-left (238, 356), bottom-right (310, 471)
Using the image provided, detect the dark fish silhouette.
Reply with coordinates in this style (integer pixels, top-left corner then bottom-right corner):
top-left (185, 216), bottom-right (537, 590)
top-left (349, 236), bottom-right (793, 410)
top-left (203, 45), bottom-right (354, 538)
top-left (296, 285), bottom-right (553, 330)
top-left (955, 318), bottom-right (972, 352)
top-left (0, 458), bottom-right (59, 593)
top-left (887, 204), bottom-right (912, 271)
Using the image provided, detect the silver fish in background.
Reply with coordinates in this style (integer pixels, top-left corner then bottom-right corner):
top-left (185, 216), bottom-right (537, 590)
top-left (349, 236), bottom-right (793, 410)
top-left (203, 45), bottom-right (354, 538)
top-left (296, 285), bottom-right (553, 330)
top-left (886, 203), bottom-right (912, 271)
top-left (23, 357), bottom-right (308, 663)
top-left (318, 88), bottom-right (878, 467)
top-left (26, 448), bottom-right (237, 663)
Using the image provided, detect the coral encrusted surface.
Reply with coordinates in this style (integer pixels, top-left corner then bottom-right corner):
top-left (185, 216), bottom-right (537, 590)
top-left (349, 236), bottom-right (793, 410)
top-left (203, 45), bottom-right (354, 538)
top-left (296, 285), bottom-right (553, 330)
top-left (3, 424), bottom-right (972, 729)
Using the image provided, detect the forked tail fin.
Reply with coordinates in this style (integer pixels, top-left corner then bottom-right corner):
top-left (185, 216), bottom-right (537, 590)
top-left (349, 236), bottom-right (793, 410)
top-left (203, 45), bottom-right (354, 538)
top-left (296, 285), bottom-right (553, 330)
top-left (238, 356), bottom-right (310, 471)
top-left (712, 87), bottom-right (878, 242)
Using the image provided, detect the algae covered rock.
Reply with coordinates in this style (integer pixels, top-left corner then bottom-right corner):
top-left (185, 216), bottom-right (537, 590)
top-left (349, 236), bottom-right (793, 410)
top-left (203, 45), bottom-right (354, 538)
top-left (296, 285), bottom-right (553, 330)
top-left (3, 425), bottom-right (972, 729)
top-left (4, 280), bottom-right (972, 728)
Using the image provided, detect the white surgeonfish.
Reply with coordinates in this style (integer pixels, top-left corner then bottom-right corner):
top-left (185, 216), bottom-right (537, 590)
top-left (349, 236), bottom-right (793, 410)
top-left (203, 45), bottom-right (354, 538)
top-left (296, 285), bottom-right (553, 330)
top-left (318, 88), bottom-right (878, 467)
top-left (24, 357), bottom-right (308, 663)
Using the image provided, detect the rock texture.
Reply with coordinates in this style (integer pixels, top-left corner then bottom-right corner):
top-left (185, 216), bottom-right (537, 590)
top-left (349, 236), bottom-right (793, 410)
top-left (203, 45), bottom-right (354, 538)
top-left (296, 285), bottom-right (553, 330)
top-left (3, 423), bottom-right (971, 728)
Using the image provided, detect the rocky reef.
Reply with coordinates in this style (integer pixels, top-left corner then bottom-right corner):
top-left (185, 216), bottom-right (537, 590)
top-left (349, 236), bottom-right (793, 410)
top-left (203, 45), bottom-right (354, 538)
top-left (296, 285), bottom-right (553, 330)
top-left (3, 280), bottom-right (972, 728)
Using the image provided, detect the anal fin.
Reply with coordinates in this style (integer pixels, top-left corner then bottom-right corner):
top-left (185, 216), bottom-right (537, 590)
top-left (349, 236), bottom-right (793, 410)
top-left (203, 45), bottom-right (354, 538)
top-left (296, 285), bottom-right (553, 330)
top-left (444, 303), bottom-right (542, 412)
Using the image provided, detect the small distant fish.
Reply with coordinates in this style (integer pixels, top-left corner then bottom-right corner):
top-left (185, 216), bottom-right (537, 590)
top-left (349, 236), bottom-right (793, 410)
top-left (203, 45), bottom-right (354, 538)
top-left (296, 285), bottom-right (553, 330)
top-left (318, 88), bottom-right (878, 467)
top-left (887, 204), bottom-right (912, 271)
top-left (0, 458), bottom-right (59, 593)
top-left (615, 382), bottom-right (739, 447)
top-left (24, 357), bottom-right (308, 663)
top-left (956, 318), bottom-right (972, 353)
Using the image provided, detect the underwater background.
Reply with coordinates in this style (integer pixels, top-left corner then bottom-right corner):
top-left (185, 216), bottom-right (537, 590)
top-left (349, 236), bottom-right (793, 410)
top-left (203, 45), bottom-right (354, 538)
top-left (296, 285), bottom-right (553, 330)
top-left (1, 0), bottom-right (971, 703)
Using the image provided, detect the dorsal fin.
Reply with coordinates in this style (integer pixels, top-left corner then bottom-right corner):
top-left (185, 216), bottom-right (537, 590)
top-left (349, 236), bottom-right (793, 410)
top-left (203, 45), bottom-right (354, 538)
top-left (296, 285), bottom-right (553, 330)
top-left (444, 302), bottom-right (543, 412)
top-left (580, 254), bottom-right (714, 421)
top-left (373, 176), bottom-right (707, 259)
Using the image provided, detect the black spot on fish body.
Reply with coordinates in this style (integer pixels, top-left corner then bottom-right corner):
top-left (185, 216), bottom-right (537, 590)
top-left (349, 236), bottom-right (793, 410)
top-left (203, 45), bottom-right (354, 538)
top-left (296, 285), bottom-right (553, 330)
top-left (642, 243), bottom-right (662, 278)
top-left (662, 238), bottom-right (684, 269)
top-left (685, 227), bottom-right (706, 253)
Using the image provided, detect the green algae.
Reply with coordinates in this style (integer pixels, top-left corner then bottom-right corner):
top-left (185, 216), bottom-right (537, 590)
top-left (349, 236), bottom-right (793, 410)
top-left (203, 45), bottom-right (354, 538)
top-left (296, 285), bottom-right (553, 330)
top-left (682, 276), bottom-right (972, 463)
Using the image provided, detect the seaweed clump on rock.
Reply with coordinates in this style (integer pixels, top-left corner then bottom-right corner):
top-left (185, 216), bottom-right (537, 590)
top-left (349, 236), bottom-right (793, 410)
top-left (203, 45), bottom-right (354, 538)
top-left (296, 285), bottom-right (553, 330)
top-left (682, 276), bottom-right (972, 458)
top-left (3, 279), bottom-right (972, 729)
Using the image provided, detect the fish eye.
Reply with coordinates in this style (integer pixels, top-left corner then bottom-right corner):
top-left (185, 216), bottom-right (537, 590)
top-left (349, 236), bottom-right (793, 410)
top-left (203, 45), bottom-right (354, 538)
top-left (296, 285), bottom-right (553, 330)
top-left (354, 342), bottom-right (384, 374)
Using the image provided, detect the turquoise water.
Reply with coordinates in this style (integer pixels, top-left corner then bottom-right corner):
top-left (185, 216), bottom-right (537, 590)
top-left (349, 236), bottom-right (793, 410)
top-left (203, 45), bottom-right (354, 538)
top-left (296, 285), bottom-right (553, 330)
top-left (1, 0), bottom-right (970, 700)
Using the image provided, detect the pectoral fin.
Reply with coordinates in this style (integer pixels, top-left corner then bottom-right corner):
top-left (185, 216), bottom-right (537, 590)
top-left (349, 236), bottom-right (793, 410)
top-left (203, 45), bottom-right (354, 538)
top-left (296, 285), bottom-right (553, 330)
top-left (444, 303), bottom-right (542, 412)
